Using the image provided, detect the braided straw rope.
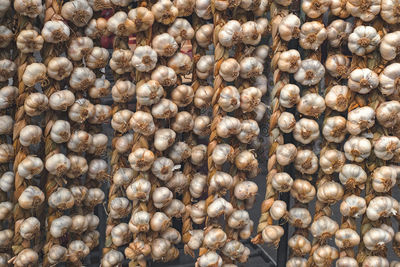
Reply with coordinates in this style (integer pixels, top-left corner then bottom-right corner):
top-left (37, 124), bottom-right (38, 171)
top-left (252, 2), bottom-right (289, 246)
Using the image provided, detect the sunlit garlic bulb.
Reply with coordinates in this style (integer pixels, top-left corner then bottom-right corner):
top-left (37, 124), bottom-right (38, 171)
top-left (339, 163), bottom-right (367, 189)
top-left (295, 59), bottom-right (325, 86)
top-left (19, 217), bottom-right (40, 240)
top-left (88, 79), bottom-right (110, 99)
top-left (68, 37), bottom-right (94, 61)
top-left (0, 172), bottom-right (13, 193)
top-left (380, 31), bottom-right (400, 61)
top-left (286, 257), bottom-right (307, 267)
top-left (326, 55), bottom-right (350, 79)
top-left (190, 200), bottom-right (206, 224)
top-left (299, 21), bottom-right (327, 50)
top-left (317, 181), bottom-right (344, 204)
top-left (190, 145), bottom-right (206, 166)
top-left (50, 120), bottom-right (71, 144)
top-left (240, 87), bottom-right (262, 113)
top-left (302, 0), bottom-right (330, 18)
top-left (24, 92), bottom-right (48, 116)
top-left (344, 136), bottom-right (371, 162)
top-left (128, 148), bottom-right (155, 172)
top-left (277, 112), bottom-right (296, 133)
top-left (154, 128), bottom-right (176, 152)
top-left (347, 106), bottom-right (375, 135)
top-left (216, 116), bottom-right (241, 138)
top-left (85, 47), bottom-right (109, 69)
top-left (66, 155), bottom-right (88, 179)
top-left (379, 63), bottom-right (400, 96)
top-left (17, 155), bottom-right (43, 179)
top-left (152, 33), bottom-right (179, 57)
top-left (312, 245), bottom-right (339, 267)
top-left (288, 235), bottom-right (311, 256)
top-left (237, 119), bottom-right (259, 144)
top-left (45, 153), bottom-right (71, 176)
top-left (374, 136), bottom-right (400, 160)
top-left (110, 49), bottom-right (133, 75)
top-left (67, 130), bottom-right (93, 153)
top-left (323, 116), bottom-right (347, 143)
top-left (270, 200), bottom-right (287, 221)
top-left (311, 216), bottom-right (339, 240)
top-left (372, 166), bottom-right (397, 193)
top-left (290, 179), bottom-right (316, 203)
top-left (276, 144), bottom-right (297, 166)
top-left (0, 85), bottom-right (18, 109)
top-left (61, 0), bottom-right (93, 27)
top-left (101, 250), bottom-right (124, 267)
top-left (327, 19), bottom-right (352, 47)
top-left (87, 159), bottom-right (108, 181)
top-left (14, 0), bottom-right (43, 17)
top-left (346, 0), bottom-right (380, 22)
top-left (167, 18), bottom-right (194, 44)
top-left (219, 58), bottom-right (240, 82)
top-left (0, 59), bottom-right (16, 82)
top-left (320, 149), bottom-right (345, 174)
top-left (195, 251), bottom-right (222, 267)
top-left (127, 7), bottom-right (154, 33)
top-left (362, 256), bottom-right (389, 267)
top-left (203, 228), bottom-right (227, 250)
top-left (42, 21), bottom-right (70, 43)
top-left (150, 212), bottom-right (171, 232)
top-left (279, 14), bottom-right (301, 41)
top-left (165, 171), bottom-right (189, 193)
top-left (107, 11), bottom-right (134, 36)
top-left (152, 0), bottom-right (178, 25)
top-left (195, 24), bottom-right (213, 48)
top-left (325, 85), bottom-right (349, 112)
top-left (19, 125), bottom-right (42, 146)
top-left (348, 26), bottom-right (380, 56)
top-left (195, 55), bottom-right (213, 79)
top-left (18, 185), bottom-right (44, 209)
top-left (288, 207), bottom-right (312, 228)
top-left (109, 197), bottom-right (132, 219)
top-left (294, 149), bottom-right (318, 174)
top-left (168, 52), bottom-right (192, 75)
top-left (16, 29), bottom-right (44, 53)
top-left (363, 227), bottom-right (393, 251)
top-left (277, 49), bottom-right (301, 73)
top-left (48, 90), bottom-right (74, 112)
top-left (136, 80), bottom-right (164, 105)
top-left (131, 45), bottom-right (157, 73)
top-left (69, 67), bottom-right (96, 91)
top-left (293, 118), bottom-right (319, 144)
top-left (340, 194), bottom-right (366, 218)
top-left (367, 196), bottom-right (399, 221)
top-left (126, 178), bottom-right (151, 201)
top-left (13, 249), bottom-right (38, 267)
top-left (209, 171), bottom-right (233, 194)
top-left (22, 63), bottom-right (47, 88)
top-left (376, 101), bottom-right (400, 129)
top-left (192, 116), bottom-right (210, 137)
top-left (241, 21), bottom-right (261, 45)
top-left (279, 84), bottom-right (300, 108)
top-left (129, 111), bottom-right (155, 136)
top-left (335, 229), bottom-right (360, 249)
top-left (271, 172), bottom-right (293, 192)
top-left (218, 86), bottom-right (240, 112)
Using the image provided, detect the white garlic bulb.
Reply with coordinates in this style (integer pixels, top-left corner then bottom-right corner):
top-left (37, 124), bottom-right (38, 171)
top-left (348, 26), bottom-right (380, 56)
top-left (16, 29), bottom-right (44, 53)
top-left (344, 136), bottom-right (372, 162)
top-left (299, 21), bottom-right (327, 50)
top-left (340, 194), bottom-right (366, 218)
top-left (367, 196), bottom-right (399, 221)
top-left (335, 229), bottom-right (360, 249)
top-left (327, 19), bottom-right (352, 47)
top-left (17, 155), bottom-right (43, 179)
top-left (310, 216), bottom-right (339, 238)
top-left (45, 153), bottom-right (71, 176)
top-left (294, 59), bottom-right (325, 86)
top-left (42, 21), bottom-right (70, 43)
top-left (219, 58), bottom-right (240, 82)
top-left (277, 49), bottom-right (301, 73)
top-left (372, 166), bottom-right (397, 193)
top-left (131, 45), bottom-right (157, 72)
top-left (290, 179), bottom-right (316, 203)
top-left (374, 136), bottom-right (400, 160)
top-left (347, 106), bottom-right (375, 135)
top-left (18, 185), bottom-right (44, 209)
top-left (288, 207), bottom-right (312, 228)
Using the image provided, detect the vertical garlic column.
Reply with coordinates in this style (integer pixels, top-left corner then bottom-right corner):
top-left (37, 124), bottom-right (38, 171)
top-left (0, 0), bottom-right (17, 264)
top-left (11, 0), bottom-right (46, 266)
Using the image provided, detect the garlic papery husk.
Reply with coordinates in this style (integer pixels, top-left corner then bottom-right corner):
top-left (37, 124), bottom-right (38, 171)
top-left (380, 31), bottom-right (400, 61)
top-left (196, 251), bottom-right (222, 267)
top-left (17, 155), bottom-right (43, 179)
top-left (288, 235), bottom-right (311, 256)
top-left (109, 197), bottom-right (132, 219)
top-left (129, 211), bottom-right (151, 234)
top-left (151, 157), bottom-right (174, 182)
top-left (272, 172), bottom-right (293, 192)
top-left (322, 115), bottom-right (347, 143)
top-left (111, 223), bottom-right (130, 246)
top-left (278, 14), bottom-right (301, 41)
top-left (195, 24), bottom-right (213, 48)
top-left (346, 106), bottom-right (375, 135)
top-left (299, 21), bottom-right (327, 50)
top-left (217, 20), bottom-right (242, 47)
top-left (0, 172), bottom-right (14, 192)
top-left (48, 245), bottom-right (68, 265)
top-left (335, 229), bottom-right (360, 249)
top-left (219, 58), bottom-right (240, 82)
top-left (69, 67), bottom-right (96, 91)
top-left (241, 21), bottom-right (261, 45)
top-left (45, 153), bottom-right (71, 176)
top-left (154, 128), bottom-right (176, 151)
top-left (290, 179), bottom-right (316, 203)
top-left (152, 0), bottom-right (178, 25)
top-left (297, 93), bottom-right (326, 117)
top-left (167, 18), bottom-right (194, 43)
top-left (294, 59), bottom-right (325, 86)
top-left (109, 49), bottom-right (133, 74)
top-left (234, 181), bottom-right (258, 200)
top-left (277, 49), bottom-right (301, 73)
top-left (16, 29), bottom-right (44, 53)
top-left (327, 19), bottom-right (352, 47)
top-left (348, 26), bottom-right (381, 56)
top-left (366, 196), bottom-right (399, 221)
top-left (346, 0), bottom-right (381, 22)
top-left (61, 0), bottom-right (93, 27)
top-left (348, 68), bottom-right (379, 94)
top-left (379, 63), bottom-right (400, 96)
top-left (0, 85), bottom-right (18, 109)
top-left (126, 178), bottom-right (151, 201)
top-left (18, 185), bottom-right (45, 209)
top-left (310, 216), bottom-right (339, 239)
top-left (222, 240), bottom-right (250, 262)
top-left (340, 194), bottom-right (366, 218)
top-left (277, 112), bottom-right (296, 133)
top-left (325, 85), bottom-right (349, 112)
top-left (189, 173), bottom-right (207, 198)
top-left (363, 228), bottom-right (393, 251)
top-left (50, 120), bottom-right (71, 143)
top-left (0, 59), bottom-right (16, 82)
top-left (152, 33), bottom-right (179, 57)
top-left (50, 215), bottom-right (72, 238)
top-left (19, 124), bottom-right (42, 146)
top-left (319, 149), bottom-right (345, 174)
top-left (312, 245), bottom-right (338, 267)
top-left (136, 80), bottom-right (164, 106)
top-left (131, 45), bottom-right (157, 72)
top-left (339, 163), bottom-right (367, 188)
top-left (262, 225), bottom-right (284, 245)
top-left (101, 250), bottom-right (124, 267)
top-left (14, 0), bottom-right (43, 17)
top-left (204, 228), bottom-right (227, 250)
top-left (293, 118), bottom-right (319, 144)
top-left (84, 188), bottom-right (105, 207)
top-left (191, 144), bottom-right (207, 165)
top-left (126, 6), bottom-right (154, 33)
top-left (372, 166), bottom-right (397, 193)
top-left (344, 136), bottom-right (372, 162)
top-left (374, 135), bottom-right (400, 161)
top-left (42, 21), bottom-right (70, 43)
top-left (207, 197), bottom-right (233, 218)
top-left (270, 200), bottom-right (287, 221)
top-left (13, 249), bottom-right (38, 267)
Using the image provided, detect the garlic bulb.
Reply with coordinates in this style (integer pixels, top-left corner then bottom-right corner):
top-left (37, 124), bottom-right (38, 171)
top-left (85, 47), bottom-right (109, 69)
top-left (68, 240), bottom-right (90, 262)
top-left (294, 149), bottom-right (318, 174)
top-left (207, 197), bottom-right (233, 218)
top-left (347, 106), bottom-right (375, 135)
top-left (189, 173), bottom-right (207, 198)
top-left (327, 19), bottom-right (352, 47)
top-left (165, 171), bottom-right (189, 193)
top-left (22, 63), bottom-right (47, 87)
top-left (136, 80), bottom-right (164, 105)
top-left (49, 90), bottom-right (75, 111)
top-left (0, 172), bottom-right (13, 192)
top-left (271, 172), bottom-right (293, 192)
top-left (376, 101), bottom-right (400, 129)
top-left (209, 171), bottom-right (233, 193)
top-left (320, 149), bottom-right (345, 174)
top-left (151, 157), bottom-right (174, 182)
top-left (0, 229), bottom-right (12, 247)
top-left (187, 230), bottom-right (204, 250)
top-left (379, 63), bottom-right (400, 96)
top-left (114, 133), bottom-right (133, 154)
top-left (131, 45), bottom-right (157, 72)
top-left (69, 67), bottom-right (96, 91)
top-left (196, 55), bottom-right (214, 79)
top-left (276, 144), bottom-right (297, 166)
top-left (270, 200), bottom-right (287, 221)
top-left (111, 223), bottom-right (131, 246)
top-left (237, 119), bottom-right (259, 144)
top-left (216, 116), bottom-right (241, 138)
top-left (317, 181), bottom-right (344, 204)
top-left (190, 200), bottom-right (206, 224)
top-left (366, 196), bottom-right (399, 221)
top-left (290, 179), bottom-right (316, 203)
top-left (363, 227), bottom-right (393, 251)
top-left (191, 144), bottom-right (207, 165)
top-left (45, 153), bottom-right (71, 176)
top-left (279, 14), bottom-right (301, 41)
top-left (325, 54), bottom-right (350, 78)
top-left (48, 245), bottom-right (68, 265)
top-left (14, 0), bottom-right (43, 17)
top-left (218, 20), bottom-right (242, 47)
top-left (127, 7), bottom-right (154, 32)
top-left (193, 116), bottom-right (210, 137)
top-left (219, 58), bottom-right (240, 82)
top-left (102, 250), bottom-right (124, 267)
top-left (152, 33), bottom-right (179, 57)
top-left (286, 257), bottom-right (307, 267)
top-left (312, 245), bottom-right (338, 267)
top-left (87, 159), bottom-right (108, 181)
top-left (218, 86), bottom-right (240, 112)
top-left (18, 125), bottom-right (41, 146)
top-left (0, 85), bottom-right (18, 109)
top-left (109, 49), bottom-right (133, 74)
top-left (348, 26), bottom-right (380, 56)
top-left (50, 216), bottom-right (72, 238)
top-left (195, 251), bottom-right (222, 267)
top-left (18, 186), bottom-right (44, 209)
top-left (241, 21), bottom-right (261, 45)
top-left (113, 168), bottom-right (134, 187)
top-left (154, 128), bottom-right (176, 151)
top-left (240, 87), bottom-right (262, 112)
top-left (339, 164), bottom-right (367, 188)
top-left (374, 136), bottom-right (400, 160)
top-left (288, 207), bottom-right (312, 228)
top-left (13, 249), bottom-right (38, 267)
top-left (362, 256), bottom-right (389, 267)
top-left (109, 197), bottom-right (132, 219)
top-left (19, 217), bottom-right (40, 240)
top-left (68, 37), bottom-right (94, 61)
top-left (294, 59), bottom-right (325, 86)
top-left (346, 0), bottom-right (381, 22)
top-left (293, 118), bottom-right (319, 144)
top-left (107, 11), bottom-right (134, 36)
top-left (212, 144), bottom-right (234, 165)
top-left (301, 0), bottom-right (330, 18)
top-left (372, 166), bottom-right (397, 193)
top-left (152, 98), bottom-right (178, 119)
top-left (163, 199), bottom-right (185, 218)
top-left (168, 52), bottom-right (192, 75)
top-left (203, 228), bottom-right (227, 249)
top-left (0, 59), bottom-right (16, 82)
top-left (24, 92), bottom-right (48, 116)
top-left (129, 111), bottom-right (155, 136)
top-left (67, 130), bottom-right (93, 153)
top-left (234, 181), bottom-right (258, 200)
top-left (323, 116), bottom-right (347, 143)
top-left (311, 216), bottom-right (339, 241)
top-left (17, 155), bottom-right (43, 179)
top-left (0, 144), bottom-right (13, 163)
top-left (126, 178), bottom-right (151, 201)
top-left (340, 194), bottom-right (367, 218)
top-left (279, 84), bottom-right (300, 108)
top-left (85, 188), bottom-right (105, 207)
top-left (61, 0), bottom-right (93, 27)
top-left (344, 136), bottom-right (372, 162)
top-left (277, 50), bottom-right (301, 73)
top-left (152, 187), bottom-right (173, 209)
top-left (69, 99), bottom-right (94, 123)
top-left (288, 235), bottom-right (311, 256)
top-left (195, 24), bottom-right (213, 48)
top-left (380, 31), bottom-right (400, 61)
top-left (150, 212), bottom-right (171, 232)
top-left (299, 21), bottom-right (327, 50)
top-left (152, 0), bottom-right (178, 25)
top-left (111, 110), bottom-right (133, 134)
top-left (42, 21), bottom-right (70, 43)
top-left (66, 155), bottom-right (88, 179)
top-left (222, 240), bottom-right (250, 262)
top-left (335, 229), bottom-right (360, 249)
top-left (171, 112), bottom-right (194, 133)
top-left (325, 85), bottom-right (349, 112)
top-left (129, 211), bottom-right (151, 234)
top-left (167, 18), bottom-right (194, 43)
top-left (50, 120), bottom-right (71, 143)
top-left (16, 29), bottom-right (44, 53)
top-left (277, 112), bottom-right (296, 133)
